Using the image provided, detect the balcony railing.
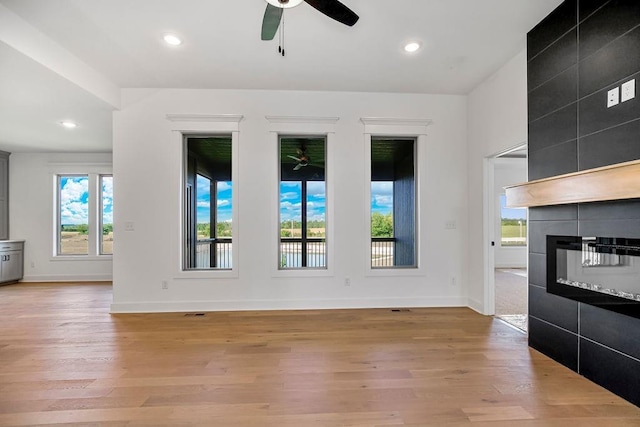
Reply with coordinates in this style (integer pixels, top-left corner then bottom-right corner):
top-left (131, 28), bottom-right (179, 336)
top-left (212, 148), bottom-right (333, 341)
top-left (279, 238), bottom-right (326, 268)
top-left (196, 238), bottom-right (232, 269)
top-left (371, 237), bottom-right (394, 267)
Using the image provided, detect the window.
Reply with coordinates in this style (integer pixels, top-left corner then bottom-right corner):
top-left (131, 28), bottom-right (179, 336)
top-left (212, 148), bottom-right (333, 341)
top-left (56, 174), bottom-right (113, 257)
top-left (100, 176), bottom-right (113, 255)
top-left (279, 136), bottom-right (326, 269)
top-left (500, 194), bottom-right (526, 247)
top-left (183, 135), bottom-right (233, 270)
top-left (370, 138), bottom-right (416, 268)
top-left (58, 175), bottom-right (89, 255)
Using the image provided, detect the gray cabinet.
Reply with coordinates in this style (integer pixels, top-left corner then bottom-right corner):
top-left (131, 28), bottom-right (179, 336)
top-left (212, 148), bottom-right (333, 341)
top-left (0, 241), bottom-right (23, 284)
top-left (0, 151), bottom-right (9, 240)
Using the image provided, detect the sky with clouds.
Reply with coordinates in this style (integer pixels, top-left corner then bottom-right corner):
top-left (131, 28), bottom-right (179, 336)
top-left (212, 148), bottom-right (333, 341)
top-left (280, 181), bottom-right (326, 222)
top-left (60, 176), bottom-right (113, 225)
top-left (197, 176), bottom-right (232, 223)
top-left (371, 181), bottom-right (393, 215)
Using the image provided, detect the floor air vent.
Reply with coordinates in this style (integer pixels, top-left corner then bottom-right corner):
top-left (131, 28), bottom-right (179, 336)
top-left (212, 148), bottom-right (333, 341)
top-left (184, 313), bottom-right (206, 317)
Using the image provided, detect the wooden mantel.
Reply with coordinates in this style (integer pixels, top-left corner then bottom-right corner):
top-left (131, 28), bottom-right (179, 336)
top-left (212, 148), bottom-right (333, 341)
top-left (505, 159), bottom-right (640, 208)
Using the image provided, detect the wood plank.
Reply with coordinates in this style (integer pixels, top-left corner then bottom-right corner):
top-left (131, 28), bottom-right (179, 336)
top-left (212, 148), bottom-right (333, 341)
top-left (505, 159), bottom-right (640, 207)
top-left (0, 282), bottom-right (639, 425)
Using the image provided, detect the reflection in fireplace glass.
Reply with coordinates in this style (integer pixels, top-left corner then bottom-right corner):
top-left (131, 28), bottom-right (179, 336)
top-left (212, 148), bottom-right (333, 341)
top-left (556, 237), bottom-right (640, 302)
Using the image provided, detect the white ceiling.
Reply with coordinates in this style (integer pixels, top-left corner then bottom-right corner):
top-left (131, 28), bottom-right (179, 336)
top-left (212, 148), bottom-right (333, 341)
top-left (0, 0), bottom-right (563, 153)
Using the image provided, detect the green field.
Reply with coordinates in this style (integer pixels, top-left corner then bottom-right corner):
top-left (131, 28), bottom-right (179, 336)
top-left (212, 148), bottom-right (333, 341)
top-left (501, 223), bottom-right (526, 246)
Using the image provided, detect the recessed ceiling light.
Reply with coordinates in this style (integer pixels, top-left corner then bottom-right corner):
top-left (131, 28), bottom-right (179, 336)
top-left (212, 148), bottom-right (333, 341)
top-left (60, 121), bottom-right (77, 129)
top-left (163, 34), bottom-right (182, 46)
top-left (404, 42), bottom-right (421, 53)
top-left (265, 0), bottom-right (304, 8)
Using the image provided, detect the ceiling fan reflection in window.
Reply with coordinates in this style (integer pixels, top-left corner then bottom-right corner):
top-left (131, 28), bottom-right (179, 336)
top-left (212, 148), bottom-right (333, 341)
top-left (261, 0), bottom-right (359, 56)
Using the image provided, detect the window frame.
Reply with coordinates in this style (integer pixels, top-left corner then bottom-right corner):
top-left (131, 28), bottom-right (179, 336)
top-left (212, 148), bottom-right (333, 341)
top-left (99, 175), bottom-right (113, 255)
top-left (361, 117), bottom-right (431, 277)
top-left (168, 114), bottom-right (241, 280)
top-left (278, 135), bottom-right (327, 271)
top-left (51, 164), bottom-right (113, 261)
top-left (266, 116), bottom-right (337, 278)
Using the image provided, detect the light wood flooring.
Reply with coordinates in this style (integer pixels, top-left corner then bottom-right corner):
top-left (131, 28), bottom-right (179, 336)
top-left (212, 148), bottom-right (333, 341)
top-left (1, 282), bottom-right (639, 426)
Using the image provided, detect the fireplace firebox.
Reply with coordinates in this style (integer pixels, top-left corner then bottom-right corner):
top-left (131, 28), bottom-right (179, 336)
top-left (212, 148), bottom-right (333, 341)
top-left (547, 235), bottom-right (640, 319)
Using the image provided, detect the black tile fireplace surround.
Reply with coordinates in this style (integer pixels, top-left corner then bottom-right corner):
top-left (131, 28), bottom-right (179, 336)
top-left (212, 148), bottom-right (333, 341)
top-left (547, 235), bottom-right (640, 319)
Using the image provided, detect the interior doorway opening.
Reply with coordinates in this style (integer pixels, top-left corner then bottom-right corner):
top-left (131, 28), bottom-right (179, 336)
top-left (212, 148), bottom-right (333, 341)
top-left (487, 145), bottom-right (528, 331)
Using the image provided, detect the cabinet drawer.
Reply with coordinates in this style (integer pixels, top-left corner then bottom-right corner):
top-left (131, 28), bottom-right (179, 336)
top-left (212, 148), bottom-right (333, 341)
top-left (0, 242), bottom-right (23, 251)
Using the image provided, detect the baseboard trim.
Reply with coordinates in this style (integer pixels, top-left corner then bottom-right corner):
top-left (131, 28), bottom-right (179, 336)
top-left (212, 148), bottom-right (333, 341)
top-left (467, 297), bottom-right (484, 314)
top-left (21, 274), bottom-right (113, 282)
top-left (110, 296), bottom-right (468, 313)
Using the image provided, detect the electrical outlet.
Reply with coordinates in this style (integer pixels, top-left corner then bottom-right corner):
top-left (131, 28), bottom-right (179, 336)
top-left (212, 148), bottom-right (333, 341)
top-left (607, 87), bottom-right (620, 108)
top-left (124, 221), bottom-right (135, 232)
top-left (30, 261), bottom-right (35, 268)
top-left (621, 79), bottom-right (635, 102)
top-left (445, 220), bottom-right (457, 230)
top-left (344, 277), bottom-right (351, 286)
top-left (161, 280), bottom-right (169, 290)
top-left (451, 277), bottom-right (457, 286)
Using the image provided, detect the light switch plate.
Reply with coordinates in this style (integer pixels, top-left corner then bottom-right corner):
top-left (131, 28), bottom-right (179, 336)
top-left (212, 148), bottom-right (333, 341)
top-left (608, 87), bottom-right (620, 108)
top-left (621, 79), bottom-right (635, 102)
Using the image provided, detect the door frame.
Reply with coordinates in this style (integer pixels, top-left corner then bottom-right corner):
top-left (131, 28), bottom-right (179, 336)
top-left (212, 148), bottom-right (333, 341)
top-left (482, 144), bottom-right (527, 315)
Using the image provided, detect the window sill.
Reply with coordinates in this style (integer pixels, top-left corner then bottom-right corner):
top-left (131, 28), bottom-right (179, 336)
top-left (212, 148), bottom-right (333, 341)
top-left (174, 269), bottom-right (239, 280)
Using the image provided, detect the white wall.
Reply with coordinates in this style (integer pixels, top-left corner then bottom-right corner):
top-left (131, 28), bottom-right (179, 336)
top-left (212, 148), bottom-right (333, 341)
top-left (494, 158), bottom-right (527, 268)
top-left (467, 48), bottom-right (528, 313)
top-left (112, 89), bottom-right (469, 313)
top-left (10, 152), bottom-right (113, 281)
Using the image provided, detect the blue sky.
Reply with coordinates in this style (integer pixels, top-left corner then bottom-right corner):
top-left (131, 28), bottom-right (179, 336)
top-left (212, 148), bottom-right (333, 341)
top-left (196, 176), bottom-right (232, 223)
top-left (60, 176), bottom-right (113, 225)
top-left (500, 194), bottom-right (526, 220)
top-left (371, 181), bottom-right (393, 215)
top-left (280, 181), bottom-right (326, 222)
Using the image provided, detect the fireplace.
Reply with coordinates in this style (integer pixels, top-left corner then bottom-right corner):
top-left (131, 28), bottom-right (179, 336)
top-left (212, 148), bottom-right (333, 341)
top-left (547, 235), bottom-right (640, 319)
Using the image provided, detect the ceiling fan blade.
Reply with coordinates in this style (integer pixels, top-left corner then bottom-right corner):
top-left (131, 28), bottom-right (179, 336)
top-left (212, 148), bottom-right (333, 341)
top-left (261, 4), bottom-right (283, 41)
top-left (293, 163), bottom-right (303, 171)
top-left (304, 0), bottom-right (359, 26)
top-left (287, 155), bottom-right (302, 161)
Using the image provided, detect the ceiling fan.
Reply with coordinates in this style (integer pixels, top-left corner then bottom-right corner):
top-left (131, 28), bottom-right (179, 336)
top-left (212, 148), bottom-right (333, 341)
top-left (261, 0), bottom-right (359, 48)
top-left (288, 147), bottom-right (312, 171)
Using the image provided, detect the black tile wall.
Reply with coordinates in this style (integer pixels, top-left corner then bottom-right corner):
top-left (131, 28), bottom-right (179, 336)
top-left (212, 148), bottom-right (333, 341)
top-left (579, 199), bottom-right (640, 219)
top-left (528, 103), bottom-right (577, 153)
top-left (579, 71), bottom-right (640, 137)
top-left (528, 66), bottom-right (578, 122)
top-left (578, 0), bottom-right (609, 22)
top-left (528, 0), bottom-right (578, 60)
top-left (579, 0), bottom-right (640, 59)
top-left (528, 253), bottom-right (546, 287)
top-left (529, 29), bottom-right (578, 90)
top-left (527, 0), bottom-right (640, 406)
top-left (578, 119), bottom-right (640, 169)
top-left (580, 339), bottom-right (640, 406)
top-left (529, 204), bottom-right (578, 221)
top-left (579, 25), bottom-right (640, 97)
top-left (529, 317), bottom-right (579, 370)
top-left (528, 140), bottom-right (577, 180)
top-left (581, 303), bottom-right (640, 360)
top-left (529, 284), bottom-right (579, 332)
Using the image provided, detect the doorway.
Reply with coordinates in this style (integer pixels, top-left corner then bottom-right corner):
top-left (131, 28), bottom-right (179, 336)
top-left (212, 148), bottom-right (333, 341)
top-left (485, 145), bottom-right (528, 331)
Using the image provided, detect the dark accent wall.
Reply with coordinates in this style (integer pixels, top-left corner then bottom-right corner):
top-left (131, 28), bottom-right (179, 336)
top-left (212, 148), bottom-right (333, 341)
top-left (527, 0), bottom-right (640, 406)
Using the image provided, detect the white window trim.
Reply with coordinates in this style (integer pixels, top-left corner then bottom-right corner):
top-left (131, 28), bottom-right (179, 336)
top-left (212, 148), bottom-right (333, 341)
top-left (50, 163), bottom-right (113, 261)
top-left (168, 114), bottom-right (242, 279)
top-left (361, 117), bottom-right (432, 277)
top-left (267, 116), bottom-right (337, 278)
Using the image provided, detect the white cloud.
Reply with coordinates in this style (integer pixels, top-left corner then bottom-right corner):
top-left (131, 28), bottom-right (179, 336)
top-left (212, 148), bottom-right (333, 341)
top-left (60, 178), bottom-right (89, 224)
top-left (197, 201), bottom-right (211, 208)
top-left (217, 181), bottom-right (231, 191)
top-left (371, 181), bottom-right (393, 195)
top-left (373, 195), bottom-right (393, 208)
top-left (217, 200), bottom-right (230, 207)
top-left (280, 191), bottom-right (299, 201)
top-left (307, 182), bottom-right (326, 198)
